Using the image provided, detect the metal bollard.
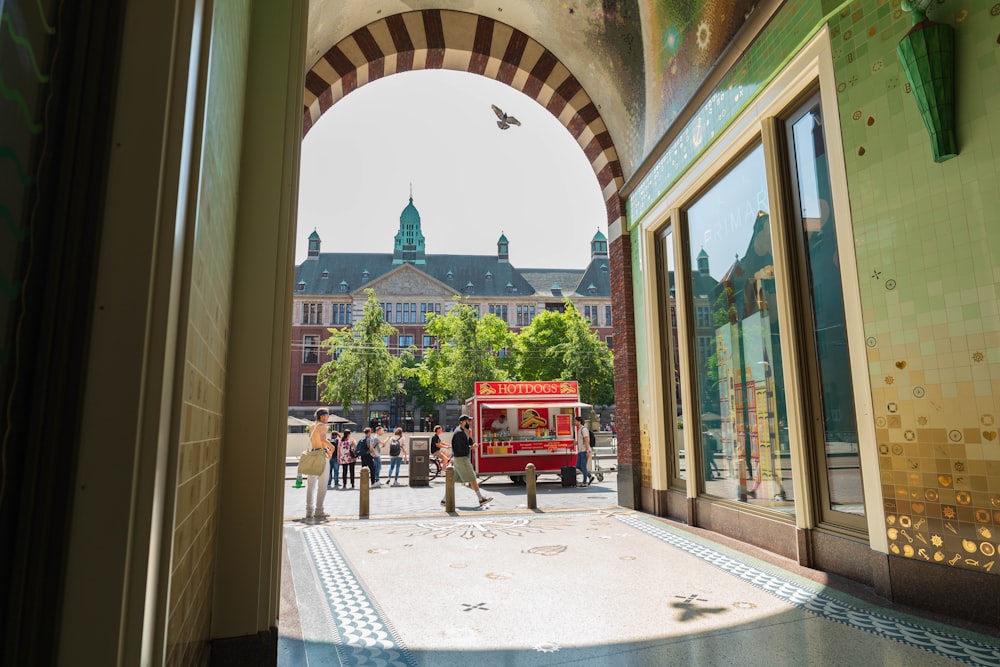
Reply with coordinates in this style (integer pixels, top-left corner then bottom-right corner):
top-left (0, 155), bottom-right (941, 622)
top-left (360, 468), bottom-right (370, 518)
top-left (526, 463), bottom-right (537, 510)
top-left (444, 463), bottom-right (455, 512)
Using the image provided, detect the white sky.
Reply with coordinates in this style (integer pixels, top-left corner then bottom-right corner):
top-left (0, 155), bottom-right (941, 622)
top-left (296, 69), bottom-right (607, 269)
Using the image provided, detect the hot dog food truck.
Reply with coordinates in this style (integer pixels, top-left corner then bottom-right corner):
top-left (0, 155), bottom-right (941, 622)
top-left (466, 380), bottom-right (589, 484)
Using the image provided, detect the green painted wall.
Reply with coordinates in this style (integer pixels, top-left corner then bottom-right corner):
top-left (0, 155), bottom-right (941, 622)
top-left (627, 0), bottom-right (1000, 576)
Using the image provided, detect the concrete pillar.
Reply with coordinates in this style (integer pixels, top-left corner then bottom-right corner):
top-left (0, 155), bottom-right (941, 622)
top-left (359, 469), bottom-right (370, 518)
top-left (526, 464), bottom-right (537, 510)
top-left (444, 465), bottom-right (455, 512)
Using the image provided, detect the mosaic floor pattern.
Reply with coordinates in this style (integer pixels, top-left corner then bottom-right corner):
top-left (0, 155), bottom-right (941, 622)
top-left (281, 510), bottom-right (1000, 666)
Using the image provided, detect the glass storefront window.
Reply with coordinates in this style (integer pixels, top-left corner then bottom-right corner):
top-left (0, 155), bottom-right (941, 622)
top-left (661, 229), bottom-right (686, 481)
top-left (686, 145), bottom-right (794, 513)
top-left (787, 99), bottom-right (863, 518)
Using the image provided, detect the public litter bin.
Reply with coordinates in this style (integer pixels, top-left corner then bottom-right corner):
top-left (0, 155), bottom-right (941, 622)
top-left (408, 435), bottom-right (431, 486)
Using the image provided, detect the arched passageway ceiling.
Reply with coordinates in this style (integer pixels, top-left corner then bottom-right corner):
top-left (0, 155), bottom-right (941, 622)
top-left (303, 5), bottom-right (647, 223)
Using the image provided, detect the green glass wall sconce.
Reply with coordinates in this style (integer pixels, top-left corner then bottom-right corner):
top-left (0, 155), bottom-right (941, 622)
top-left (897, 0), bottom-right (957, 162)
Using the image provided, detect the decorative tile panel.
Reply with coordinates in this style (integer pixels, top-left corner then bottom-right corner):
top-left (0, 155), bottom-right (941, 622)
top-left (828, 0), bottom-right (1000, 577)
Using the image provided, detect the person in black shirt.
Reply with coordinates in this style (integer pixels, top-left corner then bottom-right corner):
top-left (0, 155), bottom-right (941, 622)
top-left (430, 425), bottom-right (450, 471)
top-left (441, 414), bottom-right (492, 507)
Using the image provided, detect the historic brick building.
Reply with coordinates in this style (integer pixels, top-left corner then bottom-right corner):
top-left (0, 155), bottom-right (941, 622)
top-left (289, 195), bottom-right (612, 425)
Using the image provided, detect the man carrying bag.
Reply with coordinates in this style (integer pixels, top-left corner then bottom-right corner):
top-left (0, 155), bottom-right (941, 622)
top-left (300, 408), bottom-right (333, 521)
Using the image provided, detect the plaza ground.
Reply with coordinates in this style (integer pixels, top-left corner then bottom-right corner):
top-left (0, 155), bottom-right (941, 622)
top-left (277, 464), bottom-right (1000, 666)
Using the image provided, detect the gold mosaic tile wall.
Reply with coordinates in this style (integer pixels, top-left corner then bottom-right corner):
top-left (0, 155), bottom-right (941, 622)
top-left (829, 1), bottom-right (1000, 575)
top-left (165, 4), bottom-right (252, 665)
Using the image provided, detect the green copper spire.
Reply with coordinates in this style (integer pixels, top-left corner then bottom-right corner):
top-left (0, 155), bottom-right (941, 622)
top-left (393, 191), bottom-right (426, 264)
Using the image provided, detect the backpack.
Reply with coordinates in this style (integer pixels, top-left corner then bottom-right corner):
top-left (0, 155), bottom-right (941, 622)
top-left (389, 436), bottom-right (401, 457)
top-left (588, 428), bottom-right (596, 449)
top-left (355, 437), bottom-right (369, 458)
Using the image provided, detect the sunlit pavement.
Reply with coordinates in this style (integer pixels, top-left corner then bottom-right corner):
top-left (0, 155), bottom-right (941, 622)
top-left (283, 458), bottom-right (618, 519)
top-left (279, 464), bottom-right (1000, 666)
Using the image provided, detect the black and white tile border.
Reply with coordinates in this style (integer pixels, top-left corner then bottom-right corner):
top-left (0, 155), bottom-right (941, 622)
top-left (302, 526), bottom-right (419, 666)
top-left (618, 515), bottom-right (1000, 667)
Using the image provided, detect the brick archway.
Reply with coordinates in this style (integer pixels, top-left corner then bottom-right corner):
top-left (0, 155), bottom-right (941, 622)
top-left (302, 8), bottom-right (640, 507)
top-left (303, 9), bottom-right (624, 223)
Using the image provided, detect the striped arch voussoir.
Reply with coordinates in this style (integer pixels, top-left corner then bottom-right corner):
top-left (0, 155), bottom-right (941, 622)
top-left (301, 9), bottom-right (624, 224)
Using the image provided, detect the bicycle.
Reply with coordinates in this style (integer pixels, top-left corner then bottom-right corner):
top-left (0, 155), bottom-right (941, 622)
top-left (427, 454), bottom-right (450, 481)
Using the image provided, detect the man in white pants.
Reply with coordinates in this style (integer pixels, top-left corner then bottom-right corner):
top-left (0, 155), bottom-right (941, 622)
top-left (306, 408), bottom-right (333, 520)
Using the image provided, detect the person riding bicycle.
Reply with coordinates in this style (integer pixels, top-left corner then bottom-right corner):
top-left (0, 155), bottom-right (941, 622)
top-left (430, 424), bottom-right (450, 471)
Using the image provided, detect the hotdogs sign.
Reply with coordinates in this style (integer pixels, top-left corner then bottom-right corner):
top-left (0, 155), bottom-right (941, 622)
top-left (475, 381), bottom-right (578, 396)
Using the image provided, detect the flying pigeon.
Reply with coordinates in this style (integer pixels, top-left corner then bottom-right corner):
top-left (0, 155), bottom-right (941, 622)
top-left (491, 104), bottom-right (521, 130)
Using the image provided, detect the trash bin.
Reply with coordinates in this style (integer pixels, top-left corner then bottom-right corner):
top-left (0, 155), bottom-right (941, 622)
top-left (408, 435), bottom-right (431, 487)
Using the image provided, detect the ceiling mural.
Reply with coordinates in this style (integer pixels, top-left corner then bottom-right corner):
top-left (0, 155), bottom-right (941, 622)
top-left (306, 0), bottom-right (645, 175)
top-left (304, 1), bottom-right (763, 178)
top-left (642, 0), bottom-right (759, 147)
top-left (522, 0), bottom-right (646, 175)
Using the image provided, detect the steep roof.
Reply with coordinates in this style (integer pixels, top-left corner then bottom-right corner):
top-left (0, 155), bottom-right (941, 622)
top-left (574, 257), bottom-right (612, 297)
top-left (295, 252), bottom-right (537, 297)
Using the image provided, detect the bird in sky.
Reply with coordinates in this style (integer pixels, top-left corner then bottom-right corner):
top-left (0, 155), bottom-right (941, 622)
top-left (491, 104), bottom-right (521, 130)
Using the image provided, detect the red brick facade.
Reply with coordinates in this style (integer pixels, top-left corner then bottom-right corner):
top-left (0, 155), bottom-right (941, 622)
top-left (609, 213), bottom-right (639, 509)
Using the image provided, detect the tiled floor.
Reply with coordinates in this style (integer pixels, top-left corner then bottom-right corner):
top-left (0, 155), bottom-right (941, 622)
top-left (278, 471), bottom-right (1000, 666)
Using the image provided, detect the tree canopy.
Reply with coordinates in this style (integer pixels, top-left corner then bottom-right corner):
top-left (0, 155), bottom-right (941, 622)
top-left (413, 302), bottom-right (514, 403)
top-left (317, 289), bottom-right (404, 424)
top-left (515, 301), bottom-right (614, 409)
top-left (319, 296), bottom-right (615, 421)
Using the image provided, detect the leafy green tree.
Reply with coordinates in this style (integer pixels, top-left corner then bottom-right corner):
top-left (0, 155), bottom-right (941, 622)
top-left (561, 303), bottom-right (615, 409)
top-left (414, 302), bottom-right (513, 403)
top-left (513, 309), bottom-right (570, 381)
top-left (514, 302), bottom-right (614, 409)
top-left (400, 351), bottom-right (436, 417)
top-left (317, 289), bottom-right (403, 424)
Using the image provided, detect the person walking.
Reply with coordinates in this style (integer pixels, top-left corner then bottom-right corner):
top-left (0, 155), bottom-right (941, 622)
top-left (441, 415), bottom-right (492, 507)
top-left (574, 415), bottom-right (593, 487)
top-left (306, 408), bottom-right (333, 520)
top-left (327, 430), bottom-right (341, 489)
top-left (339, 429), bottom-right (358, 489)
top-left (357, 427), bottom-right (379, 487)
top-left (386, 427), bottom-right (407, 485)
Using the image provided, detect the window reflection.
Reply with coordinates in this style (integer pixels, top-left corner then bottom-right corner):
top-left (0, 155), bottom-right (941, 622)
top-left (662, 230), bottom-right (686, 481)
top-left (789, 102), bottom-right (863, 517)
top-left (687, 145), bottom-right (794, 512)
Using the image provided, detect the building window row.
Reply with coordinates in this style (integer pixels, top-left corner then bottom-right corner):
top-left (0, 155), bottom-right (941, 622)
top-left (300, 302), bottom-right (352, 325)
top-left (333, 303), bottom-right (351, 324)
top-left (301, 301), bottom-right (611, 329)
top-left (381, 301), bottom-right (444, 324)
top-left (488, 303), bottom-right (508, 323)
top-left (420, 302), bottom-right (441, 322)
top-left (302, 303), bottom-right (322, 325)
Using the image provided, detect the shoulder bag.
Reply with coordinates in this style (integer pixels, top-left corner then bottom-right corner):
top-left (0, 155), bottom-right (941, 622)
top-left (298, 448), bottom-right (326, 476)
